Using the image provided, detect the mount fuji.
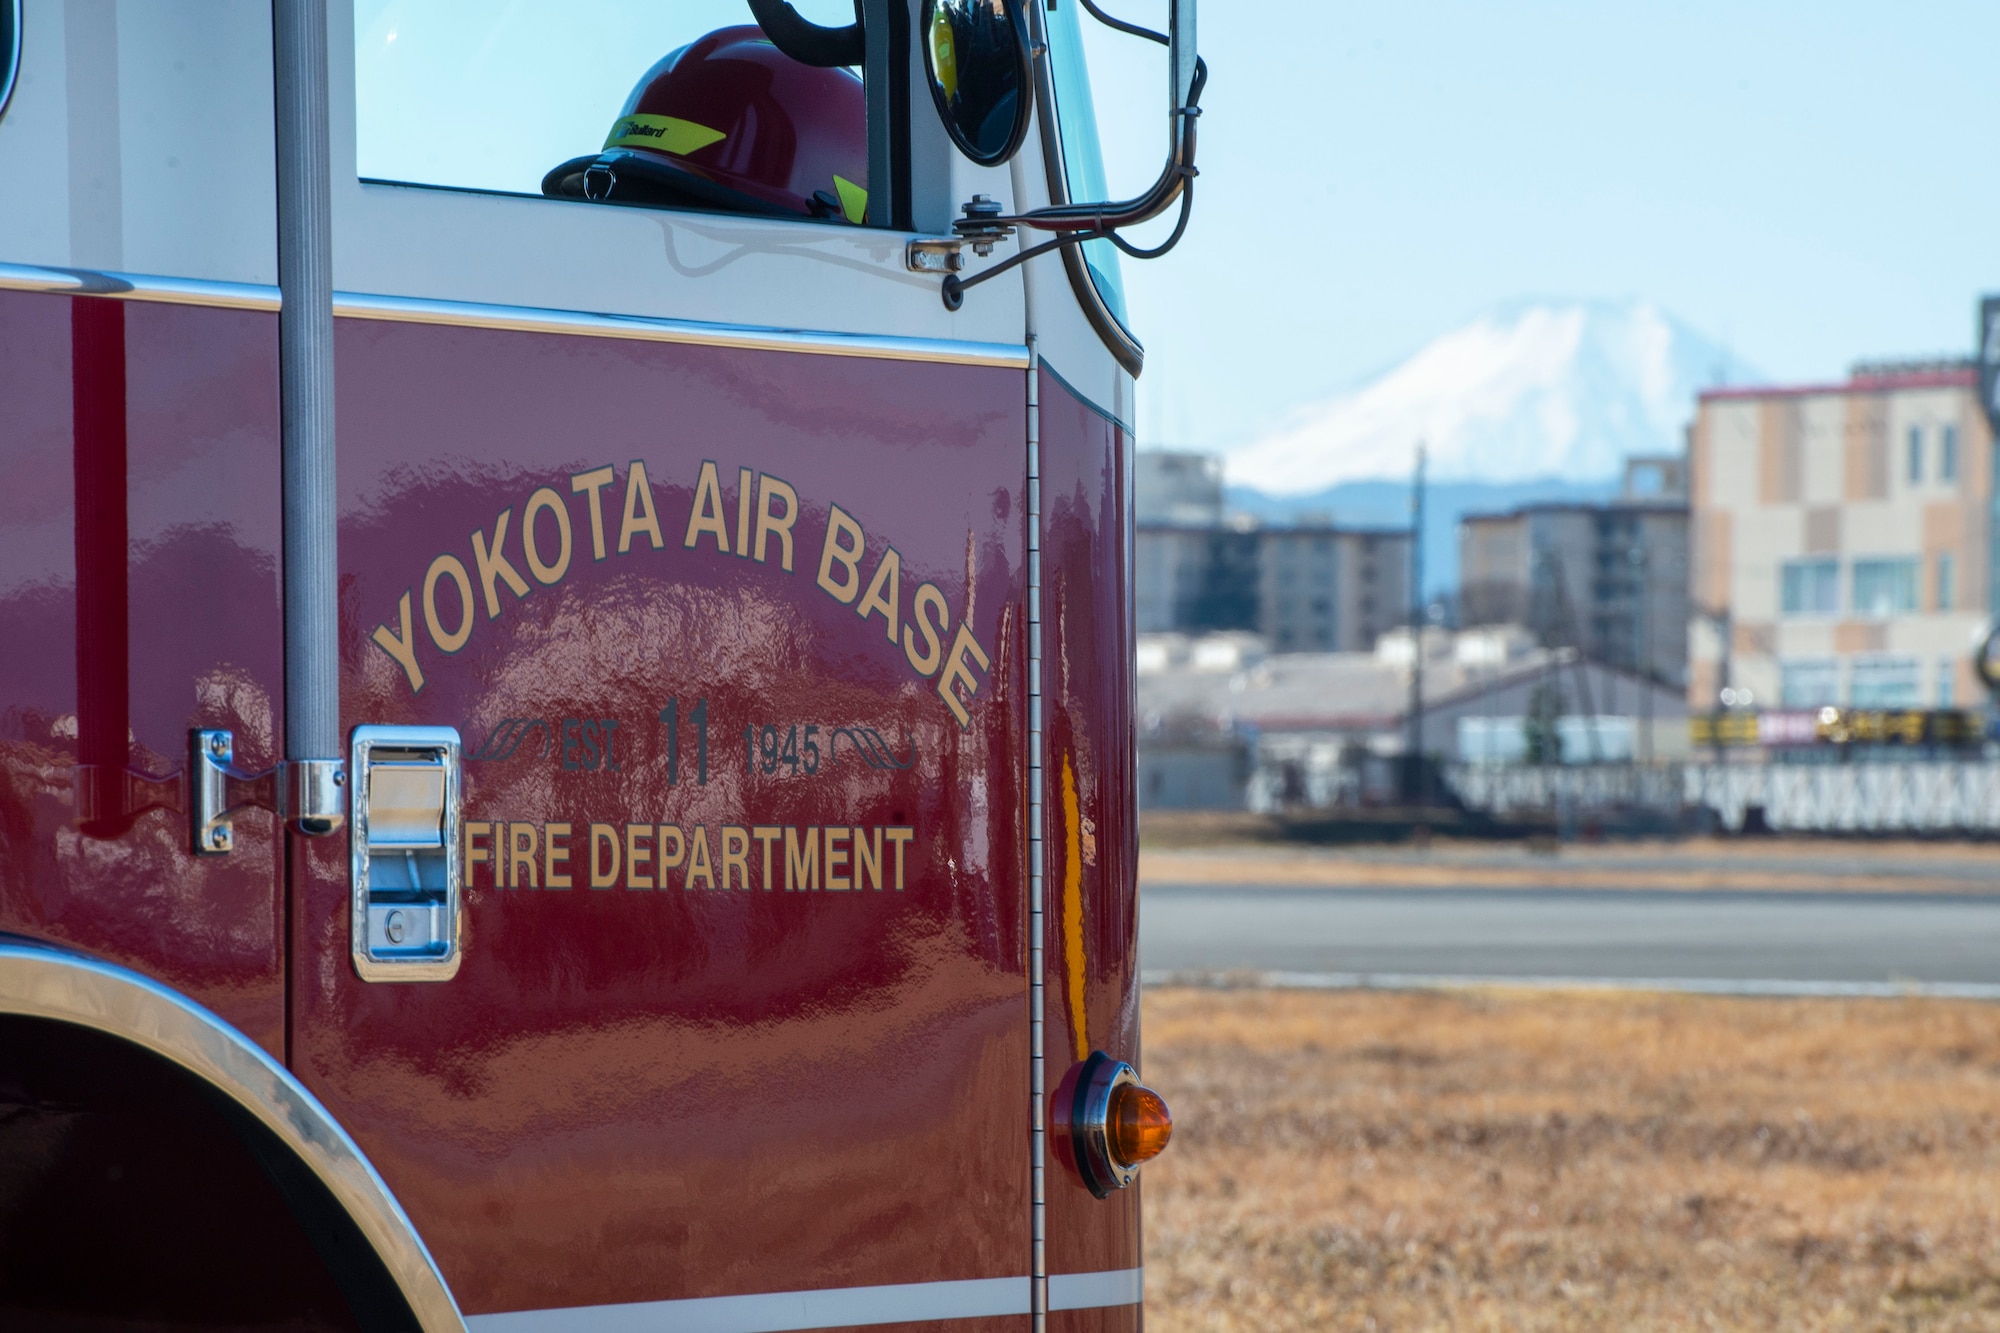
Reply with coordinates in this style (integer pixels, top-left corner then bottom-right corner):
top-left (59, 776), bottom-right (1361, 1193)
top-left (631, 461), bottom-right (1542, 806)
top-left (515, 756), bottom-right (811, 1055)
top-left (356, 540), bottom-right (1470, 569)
top-left (1226, 298), bottom-right (1749, 493)
top-left (1213, 298), bottom-right (1754, 600)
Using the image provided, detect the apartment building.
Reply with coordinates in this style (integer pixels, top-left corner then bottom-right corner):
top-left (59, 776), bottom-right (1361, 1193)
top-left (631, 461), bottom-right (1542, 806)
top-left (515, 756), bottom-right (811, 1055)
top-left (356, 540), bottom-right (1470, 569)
top-left (1688, 359), bottom-right (1993, 711)
top-left (1459, 457), bottom-right (1691, 685)
top-left (1254, 525), bottom-right (1409, 652)
top-left (1133, 451), bottom-right (1410, 650)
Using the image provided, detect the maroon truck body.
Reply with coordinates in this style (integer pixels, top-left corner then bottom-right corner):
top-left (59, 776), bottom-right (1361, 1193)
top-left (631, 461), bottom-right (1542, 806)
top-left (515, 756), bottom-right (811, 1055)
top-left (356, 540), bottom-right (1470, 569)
top-left (0, 4), bottom-right (1164, 1328)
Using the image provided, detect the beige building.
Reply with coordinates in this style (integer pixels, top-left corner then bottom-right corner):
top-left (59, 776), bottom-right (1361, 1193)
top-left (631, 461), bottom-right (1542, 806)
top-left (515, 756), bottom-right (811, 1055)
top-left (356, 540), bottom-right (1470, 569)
top-left (1689, 360), bottom-right (1993, 711)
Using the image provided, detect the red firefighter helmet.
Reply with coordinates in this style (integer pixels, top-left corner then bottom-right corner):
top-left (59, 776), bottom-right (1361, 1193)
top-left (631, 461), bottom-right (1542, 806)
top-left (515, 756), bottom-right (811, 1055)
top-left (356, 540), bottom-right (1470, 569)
top-left (542, 25), bottom-right (868, 225)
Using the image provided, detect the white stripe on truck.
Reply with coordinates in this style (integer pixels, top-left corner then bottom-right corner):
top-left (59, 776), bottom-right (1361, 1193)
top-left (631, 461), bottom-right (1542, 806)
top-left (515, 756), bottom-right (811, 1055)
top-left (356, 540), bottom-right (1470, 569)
top-left (465, 1268), bottom-right (1142, 1332)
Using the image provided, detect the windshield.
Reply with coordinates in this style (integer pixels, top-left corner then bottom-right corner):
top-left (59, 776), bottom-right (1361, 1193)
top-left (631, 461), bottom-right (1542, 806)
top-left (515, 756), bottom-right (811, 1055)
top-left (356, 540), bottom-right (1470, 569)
top-left (354, 0), bottom-right (863, 211)
top-left (1043, 2), bottom-right (1129, 329)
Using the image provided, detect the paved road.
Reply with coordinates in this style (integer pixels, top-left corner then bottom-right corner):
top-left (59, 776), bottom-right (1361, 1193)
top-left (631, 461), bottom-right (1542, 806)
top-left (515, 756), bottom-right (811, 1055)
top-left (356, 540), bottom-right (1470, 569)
top-left (1139, 885), bottom-right (2000, 990)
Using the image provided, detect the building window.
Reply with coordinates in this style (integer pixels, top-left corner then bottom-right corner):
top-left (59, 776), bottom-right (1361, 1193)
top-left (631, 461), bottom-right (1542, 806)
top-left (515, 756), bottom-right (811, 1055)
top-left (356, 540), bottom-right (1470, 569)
top-left (1780, 558), bottom-right (1839, 616)
top-left (1850, 656), bottom-right (1921, 707)
top-left (1780, 659), bottom-right (1840, 707)
top-left (1941, 423), bottom-right (1960, 482)
top-left (1851, 558), bottom-right (1918, 616)
top-left (1938, 659), bottom-right (1956, 708)
top-left (1907, 425), bottom-right (1924, 484)
top-left (1937, 552), bottom-right (1956, 611)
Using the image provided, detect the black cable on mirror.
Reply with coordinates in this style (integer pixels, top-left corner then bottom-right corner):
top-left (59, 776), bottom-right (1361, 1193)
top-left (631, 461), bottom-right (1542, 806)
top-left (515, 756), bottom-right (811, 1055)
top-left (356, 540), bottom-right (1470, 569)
top-left (1078, 0), bottom-right (1165, 46)
top-left (747, 0), bottom-right (865, 67)
top-left (1105, 180), bottom-right (1191, 260)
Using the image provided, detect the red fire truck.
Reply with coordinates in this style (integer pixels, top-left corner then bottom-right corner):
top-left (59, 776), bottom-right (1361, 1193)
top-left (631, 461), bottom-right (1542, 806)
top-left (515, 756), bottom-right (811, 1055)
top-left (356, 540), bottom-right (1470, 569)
top-left (0, 0), bottom-right (1199, 1328)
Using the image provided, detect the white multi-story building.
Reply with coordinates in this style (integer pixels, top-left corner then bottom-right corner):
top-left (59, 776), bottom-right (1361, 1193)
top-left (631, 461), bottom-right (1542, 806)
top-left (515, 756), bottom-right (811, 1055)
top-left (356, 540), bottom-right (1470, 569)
top-left (1689, 359), bottom-right (1994, 711)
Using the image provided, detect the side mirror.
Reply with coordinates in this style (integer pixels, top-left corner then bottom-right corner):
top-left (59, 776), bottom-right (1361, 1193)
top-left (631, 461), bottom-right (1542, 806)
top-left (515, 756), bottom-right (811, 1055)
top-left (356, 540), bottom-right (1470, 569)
top-left (0, 0), bottom-right (20, 123)
top-left (922, 0), bottom-right (1032, 167)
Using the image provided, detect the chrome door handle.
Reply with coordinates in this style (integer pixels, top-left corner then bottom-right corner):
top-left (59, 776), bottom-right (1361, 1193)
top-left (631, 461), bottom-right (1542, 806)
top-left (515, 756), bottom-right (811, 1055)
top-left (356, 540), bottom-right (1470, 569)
top-left (350, 725), bottom-right (462, 982)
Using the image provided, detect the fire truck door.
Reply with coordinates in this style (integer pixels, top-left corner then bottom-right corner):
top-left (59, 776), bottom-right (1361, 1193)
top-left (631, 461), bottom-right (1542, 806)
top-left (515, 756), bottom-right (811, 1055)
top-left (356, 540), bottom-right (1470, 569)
top-left (290, 306), bottom-right (1030, 1321)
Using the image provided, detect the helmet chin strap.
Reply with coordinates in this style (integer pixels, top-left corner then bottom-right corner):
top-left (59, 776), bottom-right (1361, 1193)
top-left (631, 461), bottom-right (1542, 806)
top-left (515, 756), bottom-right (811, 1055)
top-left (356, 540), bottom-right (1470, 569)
top-left (745, 0), bottom-right (865, 68)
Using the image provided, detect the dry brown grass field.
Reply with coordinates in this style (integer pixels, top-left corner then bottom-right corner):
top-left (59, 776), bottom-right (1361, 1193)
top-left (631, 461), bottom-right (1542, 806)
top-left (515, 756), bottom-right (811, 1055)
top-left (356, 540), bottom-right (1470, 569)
top-left (1142, 987), bottom-right (2000, 1331)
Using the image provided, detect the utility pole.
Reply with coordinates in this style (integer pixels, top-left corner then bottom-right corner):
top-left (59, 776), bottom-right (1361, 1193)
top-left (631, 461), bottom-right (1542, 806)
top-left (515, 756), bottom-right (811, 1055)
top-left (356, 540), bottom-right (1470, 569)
top-left (1632, 544), bottom-right (1652, 765)
top-left (1405, 443), bottom-right (1426, 805)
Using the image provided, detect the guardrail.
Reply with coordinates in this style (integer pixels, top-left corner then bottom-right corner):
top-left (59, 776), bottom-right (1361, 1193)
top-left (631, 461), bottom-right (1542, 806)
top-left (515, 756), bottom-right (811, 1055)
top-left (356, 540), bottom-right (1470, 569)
top-left (1442, 761), bottom-right (2000, 833)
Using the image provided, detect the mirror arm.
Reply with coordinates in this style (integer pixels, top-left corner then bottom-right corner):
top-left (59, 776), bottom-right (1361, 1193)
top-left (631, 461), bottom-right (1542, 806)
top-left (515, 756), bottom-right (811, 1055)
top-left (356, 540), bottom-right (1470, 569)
top-left (942, 6), bottom-right (1202, 312)
top-left (961, 55), bottom-right (1202, 236)
top-left (746, 0), bottom-right (866, 67)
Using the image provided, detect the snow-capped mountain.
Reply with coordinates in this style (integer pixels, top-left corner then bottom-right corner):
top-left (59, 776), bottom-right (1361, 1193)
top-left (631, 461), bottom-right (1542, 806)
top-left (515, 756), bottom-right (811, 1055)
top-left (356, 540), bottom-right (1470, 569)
top-left (1226, 298), bottom-right (1748, 493)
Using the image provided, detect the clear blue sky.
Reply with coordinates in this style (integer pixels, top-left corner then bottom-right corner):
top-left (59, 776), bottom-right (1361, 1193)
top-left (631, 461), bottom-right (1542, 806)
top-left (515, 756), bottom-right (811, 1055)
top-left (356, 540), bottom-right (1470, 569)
top-left (356, 2), bottom-right (2000, 456)
top-left (1087, 1), bottom-right (2000, 453)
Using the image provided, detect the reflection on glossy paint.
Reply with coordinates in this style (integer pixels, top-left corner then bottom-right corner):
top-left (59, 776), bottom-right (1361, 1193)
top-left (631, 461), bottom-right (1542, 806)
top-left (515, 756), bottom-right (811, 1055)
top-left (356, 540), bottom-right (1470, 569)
top-left (1062, 754), bottom-right (1088, 1063)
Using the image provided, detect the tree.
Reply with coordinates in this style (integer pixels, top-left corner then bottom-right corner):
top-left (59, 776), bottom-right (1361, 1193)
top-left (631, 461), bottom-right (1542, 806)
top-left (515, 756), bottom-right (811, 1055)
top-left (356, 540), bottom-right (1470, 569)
top-left (1523, 681), bottom-right (1565, 765)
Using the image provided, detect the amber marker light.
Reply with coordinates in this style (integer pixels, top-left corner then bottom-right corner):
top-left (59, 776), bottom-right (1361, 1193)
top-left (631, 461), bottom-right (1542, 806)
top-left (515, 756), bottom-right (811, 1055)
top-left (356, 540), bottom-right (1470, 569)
top-left (1067, 1051), bottom-right (1173, 1197)
top-left (1109, 1081), bottom-right (1173, 1168)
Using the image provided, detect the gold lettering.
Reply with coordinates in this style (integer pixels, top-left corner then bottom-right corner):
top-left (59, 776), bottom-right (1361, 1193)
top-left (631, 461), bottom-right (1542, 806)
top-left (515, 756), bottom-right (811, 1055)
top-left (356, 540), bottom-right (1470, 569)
top-left (657, 825), bottom-right (687, 888)
top-left (626, 823), bottom-right (654, 889)
top-left (754, 473), bottom-right (799, 571)
top-left (545, 822), bottom-right (573, 888)
top-left (854, 826), bottom-right (883, 890)
top-left (937, 622), bottom-right (993, 729)
top-left (422, 554), bottom-right (475, 654)
top-left (816, 505), bottom-right (865, 603)
top-left (823, 826), bottom-right (851, 890)
top-left (618, 460), bottom-right (665, 554)
top-left (370, 591), bottom-right (426, 693)
top-left (885, 826), bottom-right (914, 890)
top-left (753, 826), bottom-right (782, 890)
top-left (686, 825), bottom-right (715, 889)
top-left (857, 546), bottom-right (901, 643)
top-left (465, 821), bottom-right (492, 886)
top-left (784, 826), bottom-right (818, 891)
top-left (589, 822), bottom-right (621, 889)
top-left (734, 467), bottom-right (753, 558)
top-left (904, 581), bottom-right (949, 676)
top-left (509, 822), bottom-right (539, 889)
top-left (472, 509), bottom-right (531, 617)
top-left (570, 465), bottom-right (617, 562)
top-left (523, 487), bottom-right (573, 585)
top-left (684, 461), bottom-right (729, 552)
top-left (721, 826), bottom-right (750, 889)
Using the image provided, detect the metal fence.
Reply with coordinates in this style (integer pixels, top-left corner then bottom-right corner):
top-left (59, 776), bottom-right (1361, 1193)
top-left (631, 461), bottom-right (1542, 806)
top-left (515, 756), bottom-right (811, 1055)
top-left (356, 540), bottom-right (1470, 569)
top-left (1443, 761), bottom-right (2000, 833)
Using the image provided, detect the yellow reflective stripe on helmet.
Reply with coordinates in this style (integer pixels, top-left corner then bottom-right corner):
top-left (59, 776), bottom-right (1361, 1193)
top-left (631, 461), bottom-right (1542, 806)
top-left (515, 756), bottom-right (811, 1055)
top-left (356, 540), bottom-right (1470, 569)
top-left (603, 114), bottom-right (726, 156)
top-left (930, 9), bottom-right (959, 102)
top-left (834, 175), bottom-right (868, 226)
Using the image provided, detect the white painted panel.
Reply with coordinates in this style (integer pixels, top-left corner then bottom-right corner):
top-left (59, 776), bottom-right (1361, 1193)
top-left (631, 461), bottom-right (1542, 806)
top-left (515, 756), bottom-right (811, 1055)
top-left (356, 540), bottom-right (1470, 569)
top-left (327, 1), bottom-right (1027, 348)
top-left (116, 0), bottom-right (274, 283)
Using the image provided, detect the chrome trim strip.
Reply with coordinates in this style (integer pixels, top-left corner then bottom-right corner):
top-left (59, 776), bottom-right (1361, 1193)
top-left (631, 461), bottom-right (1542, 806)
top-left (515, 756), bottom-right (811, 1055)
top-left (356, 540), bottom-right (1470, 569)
top-left (1025, 341), bottom-right (1048, 1333)
top-left (0, 939), bottom-right (465, 1333)
top-left (335, 292), bottom-right (1031, 366)
top-left (0, 263), bottom-right (1033, 368)
top-left (462, 1270), bottom-right (1144, 1332)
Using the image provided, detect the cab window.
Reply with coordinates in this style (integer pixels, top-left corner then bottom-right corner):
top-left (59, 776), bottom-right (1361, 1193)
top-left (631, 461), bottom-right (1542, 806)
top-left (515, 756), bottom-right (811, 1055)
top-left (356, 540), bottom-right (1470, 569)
top-left (1043, 1), bottom-right (1128, 326)
top-left (354, 0), bottom-right (878, 225)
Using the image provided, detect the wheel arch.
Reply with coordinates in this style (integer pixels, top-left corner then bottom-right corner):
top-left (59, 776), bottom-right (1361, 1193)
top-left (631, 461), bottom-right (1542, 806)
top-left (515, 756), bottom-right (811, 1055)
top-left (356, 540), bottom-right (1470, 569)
top-left (0, 935), bottom-right (465, 1332)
